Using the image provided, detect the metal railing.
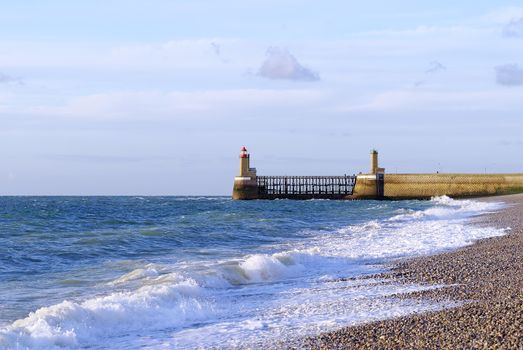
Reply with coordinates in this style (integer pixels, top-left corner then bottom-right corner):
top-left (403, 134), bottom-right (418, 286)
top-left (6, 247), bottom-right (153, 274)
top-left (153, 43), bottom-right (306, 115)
top-left (256, 175), bottom-right (356, 198)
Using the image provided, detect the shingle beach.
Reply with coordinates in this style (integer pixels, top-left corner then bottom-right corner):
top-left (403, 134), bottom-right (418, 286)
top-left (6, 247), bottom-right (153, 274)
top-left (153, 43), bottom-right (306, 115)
top-left (303, 193), bottom-right (523, 349)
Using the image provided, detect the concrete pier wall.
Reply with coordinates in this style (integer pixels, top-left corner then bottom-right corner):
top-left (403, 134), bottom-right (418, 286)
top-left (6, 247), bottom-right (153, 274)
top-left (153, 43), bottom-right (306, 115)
top-left (232, 177), bottom-right (259, 200)
top-left (347, 173), bottom-right (523, 200)
top-left (348, 175), bottom-right (379, 199)
top-left (382, 173), bottom-right (523, 199)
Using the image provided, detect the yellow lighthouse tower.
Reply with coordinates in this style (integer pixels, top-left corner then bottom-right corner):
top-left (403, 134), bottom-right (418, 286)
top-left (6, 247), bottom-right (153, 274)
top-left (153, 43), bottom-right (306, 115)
top-left (370, 149), bottom-right (385, 175)
top-left (239, 146), bottom-right (255, 177)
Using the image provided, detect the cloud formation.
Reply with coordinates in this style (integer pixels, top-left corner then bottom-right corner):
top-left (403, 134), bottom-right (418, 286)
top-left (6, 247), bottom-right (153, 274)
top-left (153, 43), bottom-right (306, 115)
top-left (495, 63), bottom-right (523, 86)
top-left (426, 60), bottom-right (446, 73)
top-left (413, 60), bottom-right (446, 87)
top-left (0, 72), bottom-right (23, 84)
top-left (210, 41), bottom-right (229, 63)
top-left (210, 42), bottom-right (221, 56)
top-left (29, 89), bottom-right (324, 120)
top-left (343, 89), bottom-right (523, 112)
top-left (502, 18), bottom-right (523, 38)
top-left (257, 47), bottom-right (319, 81)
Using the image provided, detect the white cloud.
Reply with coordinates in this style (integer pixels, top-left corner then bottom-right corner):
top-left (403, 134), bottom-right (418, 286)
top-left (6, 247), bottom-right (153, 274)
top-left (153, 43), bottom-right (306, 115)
top-left (209, 41), bottom-right (230, 63)
top-left (257, 47), bottom-right (319, 81)
top-left (0, 72), bottom-right (22, 84)
top-left (339, 88), bottom-right (523, 112)
top-left (495, 63), bottom-right (523, 86)
top-left (425, 61), bottom-right (446, 74)
top-left (412, 61), bottom-right (446, 87)
top-left (30, 89), bottom-right (324, 120)
top-left (485, 7), bottom-right (523, 24)
top-left (503, 18), bottom-right (523, 37)
top-left (0, 39), bottom-right (244, 70)
top-left (0, 8), bottom-right (521, 125)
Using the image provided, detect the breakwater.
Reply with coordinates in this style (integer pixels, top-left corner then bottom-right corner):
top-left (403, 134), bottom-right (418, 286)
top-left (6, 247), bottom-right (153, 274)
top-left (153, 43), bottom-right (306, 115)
top-left (232, 148), bottom-right (523, 200)
top-left (351, 173), bottom-right (523, 200)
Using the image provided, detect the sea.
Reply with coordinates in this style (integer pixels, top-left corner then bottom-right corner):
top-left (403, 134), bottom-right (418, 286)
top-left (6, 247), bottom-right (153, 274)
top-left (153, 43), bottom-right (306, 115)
top-left (0, 196), bottom-right (507, 349)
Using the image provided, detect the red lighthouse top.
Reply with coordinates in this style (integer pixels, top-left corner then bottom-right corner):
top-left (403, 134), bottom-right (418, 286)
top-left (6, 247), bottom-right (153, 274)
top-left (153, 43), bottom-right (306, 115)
top-left (239, 146), bottom-right (249, 158)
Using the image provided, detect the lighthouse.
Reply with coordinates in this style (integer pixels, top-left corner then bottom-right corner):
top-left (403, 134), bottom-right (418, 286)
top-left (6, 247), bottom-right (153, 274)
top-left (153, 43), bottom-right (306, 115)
top-left (232, 147), bottom-right (258, 199)
top-left (239, 146), bottom-right (252, 177)
top-left (370, 149), bottom-right (385, 175)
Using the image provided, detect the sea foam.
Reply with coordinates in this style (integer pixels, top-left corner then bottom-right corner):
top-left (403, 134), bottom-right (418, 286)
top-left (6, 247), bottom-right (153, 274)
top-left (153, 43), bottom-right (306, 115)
top-left (0, 276), bottom-right (212, 349)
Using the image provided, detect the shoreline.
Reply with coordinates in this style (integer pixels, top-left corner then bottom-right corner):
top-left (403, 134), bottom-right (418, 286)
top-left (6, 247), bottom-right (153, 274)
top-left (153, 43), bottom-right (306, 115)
top-left (302, 193), bottom-right (523, 349)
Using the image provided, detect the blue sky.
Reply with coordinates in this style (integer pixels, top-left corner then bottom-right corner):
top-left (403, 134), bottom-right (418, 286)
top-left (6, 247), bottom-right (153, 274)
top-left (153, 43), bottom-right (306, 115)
top-left (1, 1), bottom-right (522, 195)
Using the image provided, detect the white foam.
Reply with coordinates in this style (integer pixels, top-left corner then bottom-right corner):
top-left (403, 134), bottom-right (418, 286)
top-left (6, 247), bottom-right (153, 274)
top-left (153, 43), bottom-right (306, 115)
top-left (162, 279), bottom-right (459, 349)
top-left (389, 196), bottom-right (504, 222)
top-left (317, 196), bottom-right (507, 260)
top-left (237, 253), bottom-right (303, 282)
top-left (0, 277), bottom-right (213, 349)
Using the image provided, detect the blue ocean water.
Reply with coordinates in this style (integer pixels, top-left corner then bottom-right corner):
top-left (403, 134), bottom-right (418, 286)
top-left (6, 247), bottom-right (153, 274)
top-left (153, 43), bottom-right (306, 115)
top-left (0, 196), bottom-right (506, 349)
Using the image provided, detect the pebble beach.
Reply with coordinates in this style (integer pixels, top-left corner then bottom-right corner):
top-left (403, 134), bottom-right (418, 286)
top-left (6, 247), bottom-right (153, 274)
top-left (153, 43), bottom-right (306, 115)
top-left (304, 193), bottom-right (523, 349)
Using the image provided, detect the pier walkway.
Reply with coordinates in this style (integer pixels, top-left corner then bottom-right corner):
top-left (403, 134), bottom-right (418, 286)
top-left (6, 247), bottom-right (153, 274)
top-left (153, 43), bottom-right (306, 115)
top-left (256, 175), bottom-right (357, 199)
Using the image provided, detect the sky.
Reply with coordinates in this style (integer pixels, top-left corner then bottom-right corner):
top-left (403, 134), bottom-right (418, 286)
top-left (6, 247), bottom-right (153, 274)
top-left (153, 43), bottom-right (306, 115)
top-left (0, 0), bottom-right (522, 195)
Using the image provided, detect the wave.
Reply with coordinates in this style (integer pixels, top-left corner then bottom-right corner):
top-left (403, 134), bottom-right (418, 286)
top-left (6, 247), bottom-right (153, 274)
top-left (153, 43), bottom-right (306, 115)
top-left (388, 195), bottom-right (505, 222)
top-left (323, 196), bottom-right (506, 260)
top-left (0, 276), bottom-right (212, 349)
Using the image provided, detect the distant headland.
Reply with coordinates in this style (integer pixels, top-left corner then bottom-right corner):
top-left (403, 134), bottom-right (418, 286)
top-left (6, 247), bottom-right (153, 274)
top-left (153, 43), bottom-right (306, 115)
top-left (232, 147), bottom-right (523, 200)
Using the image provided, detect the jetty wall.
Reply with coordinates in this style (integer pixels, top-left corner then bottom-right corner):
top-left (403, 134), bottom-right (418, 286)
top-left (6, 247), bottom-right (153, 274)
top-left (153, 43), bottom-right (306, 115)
top-left (348, 174), bottom-right (379, 199)
top-left (381, 173), bottom-right (523, 199)
top-left (232, 177), bottom-right (259, 200)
